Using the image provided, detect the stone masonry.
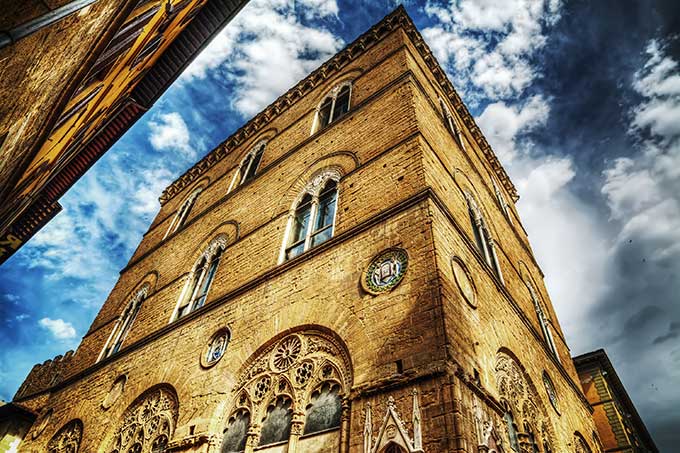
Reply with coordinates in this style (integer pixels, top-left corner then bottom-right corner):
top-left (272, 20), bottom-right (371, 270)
top-left (12, 7), bottom-right (601, 453)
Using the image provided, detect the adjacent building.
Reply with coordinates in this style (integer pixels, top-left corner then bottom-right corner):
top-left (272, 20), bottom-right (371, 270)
top-left (10, 6), bottom-right (620, 452)
top-left (574, 350), bottom-right (658, 453)
top-left (0, 0), bottom-right (249, 264)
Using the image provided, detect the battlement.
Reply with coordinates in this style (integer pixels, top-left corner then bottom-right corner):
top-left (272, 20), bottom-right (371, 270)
top-left (13, 350), bottom-right (75, 401)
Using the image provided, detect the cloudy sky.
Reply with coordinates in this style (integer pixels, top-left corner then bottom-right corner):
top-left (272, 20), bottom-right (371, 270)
top-left (1, 0), bottom-right (678, 449)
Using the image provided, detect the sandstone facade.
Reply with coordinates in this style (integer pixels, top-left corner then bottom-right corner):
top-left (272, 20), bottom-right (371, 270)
top-left (12, 7), bottom-right (601, 453)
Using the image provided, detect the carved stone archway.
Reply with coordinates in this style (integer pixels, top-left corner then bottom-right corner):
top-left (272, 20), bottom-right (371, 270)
top-left (47, 419), bottom-right (83, 453)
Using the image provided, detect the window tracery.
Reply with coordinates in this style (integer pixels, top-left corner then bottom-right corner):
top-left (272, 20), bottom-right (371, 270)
top-left (100, 284), bottom-right (150, 360)
top-left (229, 141), bottom-right (266, 192)
top-left (281, 170), bottom-right (340, 262)
top-left (495, 351), bottom-right (555, 453)
top-left (47, 419), bottom-right (83, 453)
top-left (106, 386), bottom-right (178, 453)
top-left (465, 192), bottom-right (504, 283)
top-left (492, 178), bottom-right (513, 223)
top-left (220, 330), bottom-right (352, 452)
top-left (313, 82), bottom-right (352, 133)
top-left (174, 234), bottom-right (227, 320)
top-left (574, 432), bottom-right (592, 453)
top-left (164, 187), bottom-right (202, 239)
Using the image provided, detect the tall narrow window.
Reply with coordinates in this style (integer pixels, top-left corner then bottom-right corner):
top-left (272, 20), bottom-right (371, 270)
top-left (492, 178), bottom-right (513, 223)
top-left (230, 142), bottom-right (267, 193)
top-left (527, 282), bottom-right (560, 362)
top-left (466, 193), bottom-right (504, 283)
top-left (100, 286), bottom-right (148, 360)
top-left (503, 405), bottom-right (519, 451)
top-left (282, 172), bottom-right (339, 262)
top-left (313, 83), bottom-right (352, 133)
top-left (439, 97), bottom-right (465, 149)
top-left (258, 396), bottom-right (293, 447)
top-left (303, 383), bottom-right (342, 435)
top-left (523, 422), bottom-right (540, 453)
top-left (175, 237), bottom-right (226, 321)
top-left (164, 188), bottom-right (202, 239)
top-left (221, 409), bottom-right (250, 453)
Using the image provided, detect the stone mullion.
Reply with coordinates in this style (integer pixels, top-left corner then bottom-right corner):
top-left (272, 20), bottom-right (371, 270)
top-left (340, 398), bottom-right (351, 453)
top-left (287, 410), bottom-right (306, 452)
top-left (244, 424), bottom-right (260, 453)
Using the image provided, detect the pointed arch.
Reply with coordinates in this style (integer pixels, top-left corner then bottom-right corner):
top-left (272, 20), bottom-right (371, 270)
top-left (163, 178), bottom-right (207, 239)
top-left (47, 419), bottom-right (83, 453)
top-left (311, 80), bottom-right (353, 134)
top-left (217, 327), bottom-right (353, 452)
top-left (104, 384), bottom-right (179, 453)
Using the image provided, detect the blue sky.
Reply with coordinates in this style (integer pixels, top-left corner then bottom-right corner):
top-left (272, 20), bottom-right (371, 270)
top-left (2, 0), bottom-right (679, 449)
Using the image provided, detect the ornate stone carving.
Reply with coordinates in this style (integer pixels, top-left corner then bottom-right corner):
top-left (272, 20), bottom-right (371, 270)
top-left (495, 352), bottom-right (556, 450)
top-left (302, 168), bottom-right (342, 198)
top-left (362, 248), bottom-right (409, 295)
top-left (363, 390), bottom-right (424, 453)
top-left (574, 433), bottom-right (592, 453)
top-left (47, 419), bottom-right (82, 453)
top-left (542, 372), bottom-right (560, 414)
top-left (226, 329), bottom-right (352, 442)
top-left (106, 387), bottom-right (178, 453)
top-left (102, 375), bottom-right (127, 410)
top-left (199, 234), bottom-right (229, 264)
top-left (201, 328), bottom-right (230, 368)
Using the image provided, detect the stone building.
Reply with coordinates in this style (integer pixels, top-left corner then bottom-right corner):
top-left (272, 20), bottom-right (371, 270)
top-left (573, 350), bottom-right (657, 453)
top-left (11, 7), bottom-right (605, 453)
top-left (0, 0), bottom-right (248, 264)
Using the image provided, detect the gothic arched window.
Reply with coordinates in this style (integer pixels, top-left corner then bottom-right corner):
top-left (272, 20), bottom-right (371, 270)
top-left (465, 193), bottom-right (504, 283)
top-left (282, 172), bottom-right (339, 261)
top-left (229, 141), bottom-right (266, 192)
top-left (106, 386), bottom-right (178, 453)
top-left (303, 382), bottom-right (342, 435)
top-left (221, 409), bottom-right (250, 453)
top-left (164, 187), bottom-right (202, 239)
top-left (100, 285), bottom-right (149, 360)
top-left (502, 403), bottom-right (519, 451)
top-left (527, 281), bottom-right (560, 362)
top-left (174, 236), bottom-right (226, 320)
top-left (258, 396), bottom-right (293, 447)
top-left (313, 82), bottom-right (351, 133)
top-left (523, 421), bottom-right (540, 453)
top-left (439, 97), bottom-right (465, 149)
top-left (220, 330), bottom-right (352, 452)
top-left (492, 178), bottom-right (513, 223)
top-left (47, 419), bottom-right (83, 453)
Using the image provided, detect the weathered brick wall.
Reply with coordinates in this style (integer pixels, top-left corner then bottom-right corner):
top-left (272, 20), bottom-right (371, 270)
top-left (13, 12), bottom-right (602, 453)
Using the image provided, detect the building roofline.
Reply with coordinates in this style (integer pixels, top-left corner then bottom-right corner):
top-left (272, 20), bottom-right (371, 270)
top-left (159, 5), bottom-right (519, 205)
top-left (573, 349), bottom-right (659, 453)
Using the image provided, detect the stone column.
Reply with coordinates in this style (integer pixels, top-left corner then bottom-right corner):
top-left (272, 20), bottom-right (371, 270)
top-left (340, 398), bottom-right (351, 453)
top-left (244, 424), bottom-right (260, 453)
top-left (287, 411), bottom-right (306, 453)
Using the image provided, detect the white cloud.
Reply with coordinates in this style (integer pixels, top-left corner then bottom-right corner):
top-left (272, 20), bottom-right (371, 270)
top-left (148, 112), bottom-right (195, 159)
top-left (39, 318), bottom-right (77, 340)
top-left (180, 0), bottom-right (343, 116)
top-left (423, 0), bottom-right (561, 100)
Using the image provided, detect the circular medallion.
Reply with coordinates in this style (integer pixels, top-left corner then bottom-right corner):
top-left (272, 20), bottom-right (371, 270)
top-left (271, 335), bottom-right (302, 371)
top-left (32, 408), bottom-right (53, 439)
top-left (543, 372), bottom-right (560, 414)
top-left (102, 375), bottom-right (127, 410)
top-left (362, 248), bottom-right (408, 295)
top-left (451, 257), bottom-right (477, 308)
top-left (201, 328), bottom-right (230, 368)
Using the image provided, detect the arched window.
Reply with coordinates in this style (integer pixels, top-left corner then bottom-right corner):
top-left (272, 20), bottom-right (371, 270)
top-left (221, 409), bottom-right (250, 453)
top-left (220, 331), bottom-right (352, 452)
top-left (523, 421), bottom-right (540, 453)
top-left (503, 405), bottom-right (520, 452)
top-left (303, 382), bottom-right (342, 435)
top-left (466, 193), bottom-right (504, 283)
top-left (282, 172), bottom-right (339, 262)
top-left (174, 236), bottom-right (226, 320)
top-left (100, 285), bottom-right (149, 360)
top-left (492, 178), bottom-right (512, 223)
top-left (527, 281), bottom-right (560, 362)
top-left (439, 97), bottom-right (465, 149)
top-left (229, 141), bottom-right (266, 192)
top-left (47, 419), bottom-right (83, 453)
top-left (313, 82), bottom-right (351, 133)
top-left (164, 187), bottom-right (202, 239)
top-left (106, 386), bottom-right (178, 453)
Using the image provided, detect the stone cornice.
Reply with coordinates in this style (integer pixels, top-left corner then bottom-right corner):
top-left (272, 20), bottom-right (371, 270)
top-left (159, 6), bottom-right (518, 205)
